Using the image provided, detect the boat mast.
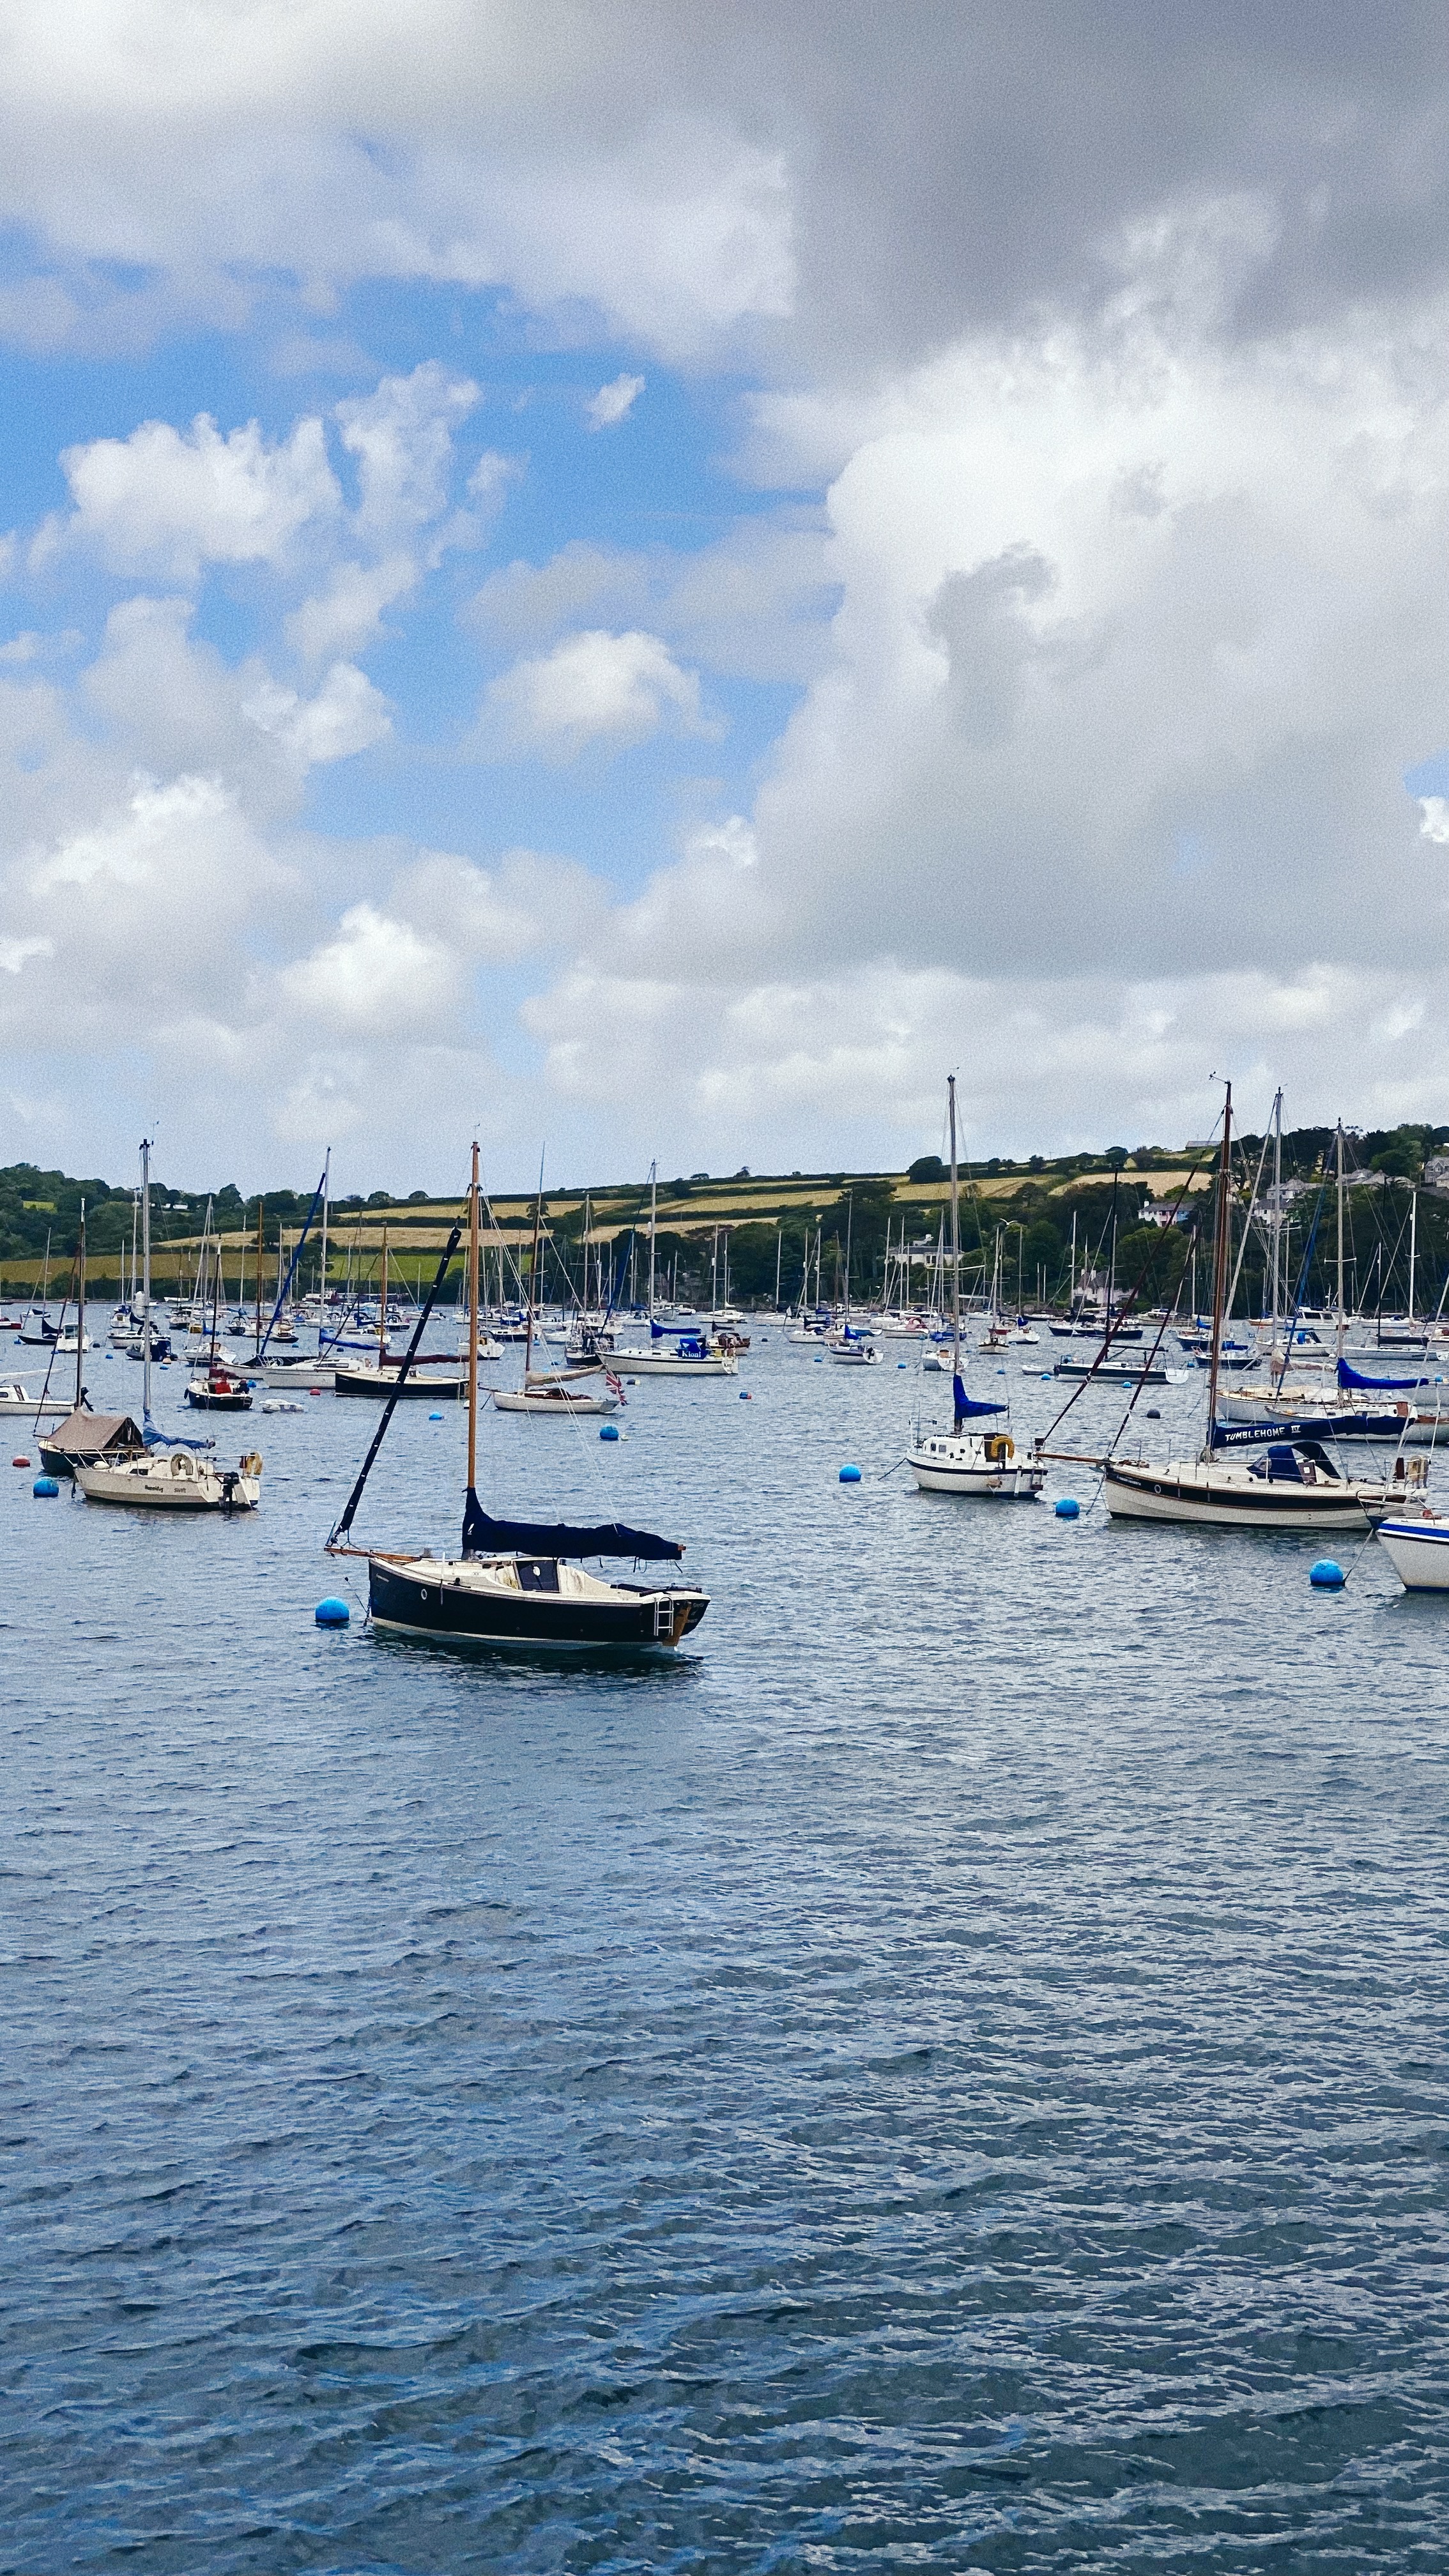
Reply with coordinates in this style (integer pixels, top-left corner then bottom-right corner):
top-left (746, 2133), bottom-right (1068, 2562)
top-left (378, 1227), bottom-right (388, 1367)
top-left (1335, 1122), bottom-right (1346, 1360)
top-left (948, 1074), bottom-right (961, 1383)
top-left (140, 1138), bottom-right (152, 1422)
top-left (648, 1162), bottom-right (657, 1322)
top-left (774, 1221), bottom-right (782, 1314)
top-left (74, 1200), bottom-right (86, 1410)
top-left (1409, 1188), bottom-right (1417, 1328)
top-left (1203, 1083), bottom-right (1233, 1449)
top-left (254, 1197), bottom-right (264, 1358)
top-left (525, 1157), bottom-right (543, 1378)
top-left (1271, 1085), bottom-right (1283, 1350)
top-left (843, 1193), bottom-right (853, 1325)
top-left (467, 1140), bottom-right (480, 1500)
top-left (319, 1148), bottom-right (330, 1320)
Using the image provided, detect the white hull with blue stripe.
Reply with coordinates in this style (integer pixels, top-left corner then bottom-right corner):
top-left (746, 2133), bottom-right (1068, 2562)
top-left (1376, 1517), bottom-right (1449, 1590)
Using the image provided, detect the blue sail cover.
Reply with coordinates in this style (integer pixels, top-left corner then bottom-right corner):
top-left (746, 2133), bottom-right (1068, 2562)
top-left (1337, 1358), bottom-right (1436, 1391)
top-left (462, 1489), bottom-right (684, 1561)
top-left (954, 1372), bottom-right (1006, 1421)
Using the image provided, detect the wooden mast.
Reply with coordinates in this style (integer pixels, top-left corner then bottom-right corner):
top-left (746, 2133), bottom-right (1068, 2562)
top-left (467, 1140), bottom-right (480, 1496)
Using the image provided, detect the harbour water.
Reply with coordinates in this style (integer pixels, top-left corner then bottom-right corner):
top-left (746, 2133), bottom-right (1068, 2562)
top-left (3, 1326), bottom-right (1448, 2570)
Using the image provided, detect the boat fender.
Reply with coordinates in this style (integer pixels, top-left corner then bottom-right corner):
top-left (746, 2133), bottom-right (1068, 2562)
top-left (315, 1598), bottom-right (350, 1627)
top-left (839, 1463), bottom-right (862, 1483)
top-left (1310, 1559), bottom-right (1346, 1590)
top-left (600, 1423), bottom-right (620, 1441)
top-left (32, 1475), bottom-right (59, 1497)
top-left (1055, 1498), bottom-right (1080, 1519)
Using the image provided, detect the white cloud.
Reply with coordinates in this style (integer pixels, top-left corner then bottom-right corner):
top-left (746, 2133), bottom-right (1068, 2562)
top-left (586, 372), bottom-right (644, 429)
top-left (277, 901), bottom-right (457, 1034)
top-left (45, 411), bottom-right (339, 577)
top-left (335, 360), bottom-right (478, 540)
top-left (1418, 796), bottom-right (1449, 845)
top-left (284, 554), bottom-right (417, 661)
top-left (243, 659), bottom-right (391, 763)
top-left (481, 627), bottom-right (710, 758)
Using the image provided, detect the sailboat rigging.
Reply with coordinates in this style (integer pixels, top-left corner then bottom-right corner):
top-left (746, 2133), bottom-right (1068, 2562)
top-left (907, 1077), bottom-right (1045, 1499)
top-left (332, 1146), bottom-right (709, 1651)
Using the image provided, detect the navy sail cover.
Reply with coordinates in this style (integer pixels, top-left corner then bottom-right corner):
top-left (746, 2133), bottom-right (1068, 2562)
top-left (462, 1489), bottom-right (684, 1561)
top-left (954, 1373), bottom-right (1006, 1420)
top-left (1337, 1358), bottom-right (1432, 1390)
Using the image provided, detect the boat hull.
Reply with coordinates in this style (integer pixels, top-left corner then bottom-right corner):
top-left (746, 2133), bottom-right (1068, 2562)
top-left (1376, 1520), bottom-right (1449, 1590)
top-left (334, 1366), bottom-right (464, 1398)
top-left (491, 1389), bottom-right (618, 1414)
top-left (367, 1554), bottom-right (707, 1650)
top-left (613, 1352), bottom-right (737, 1376)
top-left (75, 1454), bottom-right (260, 1510)
top-left (910, 1457), bottom-right (1045, 1498)
top-left (1103, 1459), bottom-right (1379, 1530)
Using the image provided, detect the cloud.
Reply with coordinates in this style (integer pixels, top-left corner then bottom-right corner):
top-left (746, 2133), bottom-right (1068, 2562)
top-left (586, 372), bottom-right (643, 429)
top-left (481, 628), bottom-right (711, 758)
top-left (243, 659), bottom-right (392, 764)
top-left (277, 901), bottom-right (457, 1034)
top-left (45, 411), bottom-right (339, 578)
top-left (335, 360), bottom-right (478, 540)
top-left (468, 519), bottom-right (838, 684)
top-left (284, 554), bottom-right (418, 661)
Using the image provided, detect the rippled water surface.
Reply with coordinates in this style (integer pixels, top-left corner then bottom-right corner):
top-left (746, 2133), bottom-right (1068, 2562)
top-left (3, 1324), bottom-right (1448, 2572)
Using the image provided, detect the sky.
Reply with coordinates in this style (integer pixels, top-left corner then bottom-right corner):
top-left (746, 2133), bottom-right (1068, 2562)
top-left (3, 1), bottom-right (1449, 1195)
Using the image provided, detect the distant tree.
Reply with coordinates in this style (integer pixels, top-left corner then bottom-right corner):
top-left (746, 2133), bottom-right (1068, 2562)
top-left (908, 1154), bottom-right (946, 1183)
top-left (1105, 1146), bottom-right (1130, 1169)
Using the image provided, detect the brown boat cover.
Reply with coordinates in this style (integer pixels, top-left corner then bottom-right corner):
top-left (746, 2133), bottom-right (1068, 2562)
top-left (40, 1409), bottom-right (145, 1460)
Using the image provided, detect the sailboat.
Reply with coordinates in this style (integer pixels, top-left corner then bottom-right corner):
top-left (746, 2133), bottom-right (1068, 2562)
top-left (333, 1225), bottom-right (465, 1398)
top-left (907, 1078), bottom-right (1045, 1499)
top-left (330, 1146), bottom-right (709, 1652)
top-left (73, 1141), bottom-right (262, 1512)
top-left (1101, 1089), bottom-right (1425, 1529)
top-left (825, 1193), bottom-right (880, 1361)
top-left (492, 1179), bottom-right (622, 1413)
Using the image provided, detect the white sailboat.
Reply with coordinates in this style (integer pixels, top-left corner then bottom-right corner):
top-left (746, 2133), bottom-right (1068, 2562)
top-left (908, 1078), bottom-right (1045, 1499)
top-left (490, 1176), bottom-right (622, 1414)
top-left (75, 1141), bottom-right (261, 1513)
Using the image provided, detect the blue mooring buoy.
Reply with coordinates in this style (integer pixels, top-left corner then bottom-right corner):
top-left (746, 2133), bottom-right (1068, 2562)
top-left (839, 1463), bottom-right (862, 1483)
top-left (1310, 1559), bottom-right (1346, 1590)
top-left (315, 1597), bottom-right (350, 1627)
top-left (599, 1422), bottom-right (620, 1441)
top-left (1055, 1496), bottom-right (1080, 1519)
top-left (31, 1475), bottom-right (59, 1498)
top-left (429, 1409), bottom-right (443, 1420)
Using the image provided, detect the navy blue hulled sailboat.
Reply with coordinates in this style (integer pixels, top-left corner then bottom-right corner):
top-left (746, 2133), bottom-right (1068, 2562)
top-left (330, 1146), bottom-right (709, 1654)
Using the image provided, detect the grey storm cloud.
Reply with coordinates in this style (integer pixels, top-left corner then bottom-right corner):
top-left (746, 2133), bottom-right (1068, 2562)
top-left (2, 4), bottom-right (1447, 371)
